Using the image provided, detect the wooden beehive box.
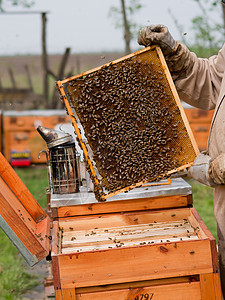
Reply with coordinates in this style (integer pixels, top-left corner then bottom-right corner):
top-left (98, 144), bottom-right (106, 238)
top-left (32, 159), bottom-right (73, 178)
top-left (3, 110), bottom-right (71, 164)
top-left (56, 46), bottom-right (199, 202)
top-left (0, 150), bottom-right (222, 299)
top-left (51, 203), bottom-right (221, 300)
top-left (183, 104), bottom-right (214, 152)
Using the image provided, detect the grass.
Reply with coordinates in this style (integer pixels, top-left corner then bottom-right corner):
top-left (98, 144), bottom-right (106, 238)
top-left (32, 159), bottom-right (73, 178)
top-left (188, 179), bottom-right (217, 240)
top-left (0, 233), bottom-right (40, 300)
top-left (14, 166), bottom-right (48, 208)
top-left (0, 167), bottom-right (216, 299)
top-left (0, 166), bottom-right (48, 300)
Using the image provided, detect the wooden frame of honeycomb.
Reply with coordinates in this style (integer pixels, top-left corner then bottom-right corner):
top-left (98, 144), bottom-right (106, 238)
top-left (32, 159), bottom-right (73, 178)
top-left (56, 46), bottom-right (199, 202)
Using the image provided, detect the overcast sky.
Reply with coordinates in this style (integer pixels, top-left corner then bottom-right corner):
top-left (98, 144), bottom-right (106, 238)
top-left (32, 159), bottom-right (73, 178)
top-left (0, 0), bottom-right (220, 56)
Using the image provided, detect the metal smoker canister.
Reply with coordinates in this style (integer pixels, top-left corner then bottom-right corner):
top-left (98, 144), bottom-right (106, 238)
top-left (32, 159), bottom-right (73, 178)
top-left (37, 126), bottom-right (79, 194)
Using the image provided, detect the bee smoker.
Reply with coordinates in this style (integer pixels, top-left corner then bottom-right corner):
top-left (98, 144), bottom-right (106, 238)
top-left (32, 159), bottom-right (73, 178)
top-left (37, 126), bottom-right (80, 194)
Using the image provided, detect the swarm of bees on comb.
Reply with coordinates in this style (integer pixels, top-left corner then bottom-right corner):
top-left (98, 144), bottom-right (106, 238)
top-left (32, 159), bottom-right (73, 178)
top-left (64, 47), bottom-right (197, 200)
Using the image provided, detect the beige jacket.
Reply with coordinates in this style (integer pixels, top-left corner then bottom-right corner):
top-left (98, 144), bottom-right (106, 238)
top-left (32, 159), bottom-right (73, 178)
top-left (164, 40), bottom-right (225, 294)
top-left (169, 43), bottom-right (225, 160)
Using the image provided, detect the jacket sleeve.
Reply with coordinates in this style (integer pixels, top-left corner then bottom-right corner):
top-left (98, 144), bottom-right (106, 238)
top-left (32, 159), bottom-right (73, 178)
top-left (165, 42), bottom-right (225, 110)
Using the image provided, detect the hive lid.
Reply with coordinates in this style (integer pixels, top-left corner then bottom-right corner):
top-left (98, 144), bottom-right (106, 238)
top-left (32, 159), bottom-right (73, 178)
top-left (0, 153), bottom-right (50, 266)
top-left (56, 46), bottom-right (199, 202)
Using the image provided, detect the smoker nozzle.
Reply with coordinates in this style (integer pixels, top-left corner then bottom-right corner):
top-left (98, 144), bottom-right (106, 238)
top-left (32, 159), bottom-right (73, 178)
top-left (37, 125), bottom-right (73, 148)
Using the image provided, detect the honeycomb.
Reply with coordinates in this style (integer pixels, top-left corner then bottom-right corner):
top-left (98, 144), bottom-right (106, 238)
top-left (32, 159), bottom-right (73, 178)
top-left (58, 46), bottom-right (198, 201)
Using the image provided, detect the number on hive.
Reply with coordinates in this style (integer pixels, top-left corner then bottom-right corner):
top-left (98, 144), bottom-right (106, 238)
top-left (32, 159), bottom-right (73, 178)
top-left (134, 293), bottom-right (153, 300)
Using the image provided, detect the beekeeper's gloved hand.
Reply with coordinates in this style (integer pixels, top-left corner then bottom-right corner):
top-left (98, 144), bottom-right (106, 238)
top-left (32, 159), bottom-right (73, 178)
top-left (209, 153), bottom-right (225, 185)
top-left (188, 152), bottom-right (216, 187)
top-left (138, 24), bottom-right (195, 80)
top-left (138, 24), bottom-right (176, 55)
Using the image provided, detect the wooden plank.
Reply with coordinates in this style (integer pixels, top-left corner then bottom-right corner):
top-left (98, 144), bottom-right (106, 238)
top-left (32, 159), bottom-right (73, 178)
top-left (61, 288), bottom-right (76, 299)
top-left (52, 256), bottom-right (61, 291)
top-left (62, 235), bottom-right (199, 254)
top-left (76, 281), bottom-right (201, 300)
top-left (61, 220), bottom-right (198, 253)
top-left (55, 290), bottom-right (63, 300)
top-left (36, 216), bottom-right (51, 253)
top-left (0, 184), bottom-right (50, 261)
top-left (0, 152), bottom-right (46, 222)
top-left (52, 221), bottom-right (59, 254)
top-left (156, 47), bottom-right (199, 156)
top-left (8, 67), bottom-right (17, 89)
top-left (57, 195), bottom-right (190, 218)
top-left (213, 273), bottom-right (223, 299)
top-left (24, 64), bottom-right (33, 91)
top-left (62, 220), bottom-right (195, 240)
top-left (56, 239), bottom-right (213, 288)
top-left (58, 208), bottom-right (191, 232)
top-left (0, 176), bottom-right (36, 231)
top-left (190, 207), bottom-right (216, 240)
top-left (189, 208), bottom-right (218, 272)
top-left (57, 84), bottom-right (101, 193)
top-left (200, 273), bottom-right (215, 299)
top-left (200, 273), bottom-right (222, 300)
top-left (75, 275), bottom-right (199, 294)
top-left (55, 288), bottom-right (76, 299)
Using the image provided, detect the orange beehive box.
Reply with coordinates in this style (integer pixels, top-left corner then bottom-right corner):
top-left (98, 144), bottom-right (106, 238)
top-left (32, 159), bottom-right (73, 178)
top-left (0, 151), bottom-right (222, 299)
top-left (3, 110), bottom-right (71, 164)
top-left (183, 105), bottom-right (214, 152)
top-left (50, 202), bottom-right (221, 300)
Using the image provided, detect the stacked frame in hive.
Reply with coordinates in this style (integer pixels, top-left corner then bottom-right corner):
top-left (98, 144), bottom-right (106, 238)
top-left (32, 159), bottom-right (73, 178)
top-left (56, 46), bottom-right (199, 202)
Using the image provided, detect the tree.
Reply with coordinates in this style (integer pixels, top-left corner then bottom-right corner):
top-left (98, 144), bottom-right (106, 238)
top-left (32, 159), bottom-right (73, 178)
top-left (0, 0), bottom-right (34, 11)
top-left (169, 0), bottom-right (225, 57)
top-left (190, 0), bottom-right (224, 55)
top-left (109, 0), bottom-right (143, 54)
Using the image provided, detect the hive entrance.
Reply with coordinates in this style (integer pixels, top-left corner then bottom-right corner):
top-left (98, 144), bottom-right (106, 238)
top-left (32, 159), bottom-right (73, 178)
top-left (57, 46), bottom-right (199, 201)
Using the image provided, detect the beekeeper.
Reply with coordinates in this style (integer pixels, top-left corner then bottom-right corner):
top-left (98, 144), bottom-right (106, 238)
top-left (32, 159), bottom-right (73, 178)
top-left (138, 20), bottom-right (225, 295)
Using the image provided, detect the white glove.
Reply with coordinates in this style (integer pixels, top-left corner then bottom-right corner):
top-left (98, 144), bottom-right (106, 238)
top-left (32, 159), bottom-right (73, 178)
top-left (188, 152), bottom-right (216, 187)
top-left (209, 153), bottom-right (225, 185)
top-left (138, 24), bottom-right (176, 55)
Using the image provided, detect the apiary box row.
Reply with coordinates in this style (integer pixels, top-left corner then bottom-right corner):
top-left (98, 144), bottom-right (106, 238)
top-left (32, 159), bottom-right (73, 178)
top-left (3, 110), bottom-right (70, 164)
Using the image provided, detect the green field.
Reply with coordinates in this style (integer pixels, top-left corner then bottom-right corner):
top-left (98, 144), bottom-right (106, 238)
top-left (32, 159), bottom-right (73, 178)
top-left (0, 168), bottom-right (217, 299)
top-left (188, 179), bottom-right (217, 240)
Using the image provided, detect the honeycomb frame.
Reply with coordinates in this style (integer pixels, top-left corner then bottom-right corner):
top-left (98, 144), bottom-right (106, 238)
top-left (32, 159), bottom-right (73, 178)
top-left (56, 46), bottom-right (199, 202)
